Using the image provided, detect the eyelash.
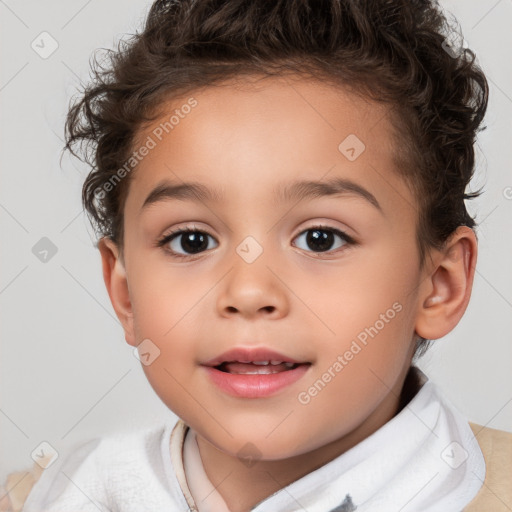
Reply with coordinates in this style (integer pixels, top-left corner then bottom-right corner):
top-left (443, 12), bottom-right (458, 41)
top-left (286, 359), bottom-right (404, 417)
top-left (155, 223), bottom-right (357, 260)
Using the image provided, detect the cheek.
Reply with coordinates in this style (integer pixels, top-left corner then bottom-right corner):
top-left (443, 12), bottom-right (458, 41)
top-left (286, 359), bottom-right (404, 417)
top-left (129, 261), bottom-right (205, 339)
top-left (130, 277), bottom-right (202, 415)
top-left (308, 253), bottom-right (417, 336)
top-left (304, 251), bottom-right (419, 380)
top-left (128, 269), bottom-right (206, 397)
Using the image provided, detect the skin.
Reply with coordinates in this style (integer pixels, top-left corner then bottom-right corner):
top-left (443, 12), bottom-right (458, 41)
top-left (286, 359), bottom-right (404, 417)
top-left (98, 74), bottom-right (477, 511)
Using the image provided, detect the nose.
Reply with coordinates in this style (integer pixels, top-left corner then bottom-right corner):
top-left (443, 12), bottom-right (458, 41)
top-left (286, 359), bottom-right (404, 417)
top-left (216, 248), bottom-right (289, 320)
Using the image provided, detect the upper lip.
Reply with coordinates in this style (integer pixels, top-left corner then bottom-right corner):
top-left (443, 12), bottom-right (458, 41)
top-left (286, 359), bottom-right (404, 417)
top-left (201, 347), bottom-right (308, 367)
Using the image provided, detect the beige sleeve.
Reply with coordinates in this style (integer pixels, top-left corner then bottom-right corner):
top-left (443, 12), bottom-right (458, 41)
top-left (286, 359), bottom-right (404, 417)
top-left (0, 463), bottom-right (44, 512)
top-left (464, 422), bottom-right (512, 511)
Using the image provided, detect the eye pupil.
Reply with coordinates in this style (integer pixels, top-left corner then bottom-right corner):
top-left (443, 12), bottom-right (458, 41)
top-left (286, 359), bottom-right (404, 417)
top-left (181, 231), bottom-right (208, 254)
top-left (307, 229), bottom-right (334, 252)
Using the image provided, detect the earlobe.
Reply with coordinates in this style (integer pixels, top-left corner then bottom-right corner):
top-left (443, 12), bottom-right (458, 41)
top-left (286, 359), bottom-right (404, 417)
top-left (415, 227), bottom-right (477, 340)
top-left (97, 237), bottom-right (136, 347)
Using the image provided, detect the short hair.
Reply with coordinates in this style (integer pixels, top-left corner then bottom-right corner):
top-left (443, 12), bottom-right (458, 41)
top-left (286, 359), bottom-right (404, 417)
top-left (63, 0), bottom-right (489, 359)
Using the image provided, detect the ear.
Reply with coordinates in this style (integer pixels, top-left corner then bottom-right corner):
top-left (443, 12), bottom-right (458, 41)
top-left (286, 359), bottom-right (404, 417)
top-left (415, 226), bottom-right (478, 340)
top-left (98, 237), bottom-right (136, 347)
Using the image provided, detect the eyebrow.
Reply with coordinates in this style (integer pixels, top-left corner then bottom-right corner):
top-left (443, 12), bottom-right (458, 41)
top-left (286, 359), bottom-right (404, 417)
top-left (140, 177), bottom-right (382, 213)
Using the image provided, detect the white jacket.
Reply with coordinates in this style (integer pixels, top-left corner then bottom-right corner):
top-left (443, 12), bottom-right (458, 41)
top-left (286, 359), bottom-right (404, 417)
top-left (19, 368), bottom-right (508, 512)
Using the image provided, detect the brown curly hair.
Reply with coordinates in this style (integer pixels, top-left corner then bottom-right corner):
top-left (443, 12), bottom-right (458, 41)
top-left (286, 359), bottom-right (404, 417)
top-left (63, 0), bottom-right (489, 358)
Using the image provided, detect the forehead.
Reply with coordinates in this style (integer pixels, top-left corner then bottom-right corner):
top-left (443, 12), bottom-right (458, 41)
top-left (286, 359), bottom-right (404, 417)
top-left (125, 74), bottom-right (411, 218)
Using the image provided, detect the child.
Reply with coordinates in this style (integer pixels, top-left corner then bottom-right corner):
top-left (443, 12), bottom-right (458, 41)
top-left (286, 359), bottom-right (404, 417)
top-left (16, 0), bottom-right (512, 510)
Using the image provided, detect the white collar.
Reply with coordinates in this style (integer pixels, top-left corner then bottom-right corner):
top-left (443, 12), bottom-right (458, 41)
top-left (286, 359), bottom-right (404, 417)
top-left (166, 367), bottom-right (485, 512)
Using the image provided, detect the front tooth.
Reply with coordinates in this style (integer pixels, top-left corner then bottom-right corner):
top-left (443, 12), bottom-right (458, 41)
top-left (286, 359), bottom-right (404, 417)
top-left (243, 367), bottom-right (280, 374)
top-left (252, 361), bottom-right (270, 365)
top-left (270, 360), bottom-right (283, 365)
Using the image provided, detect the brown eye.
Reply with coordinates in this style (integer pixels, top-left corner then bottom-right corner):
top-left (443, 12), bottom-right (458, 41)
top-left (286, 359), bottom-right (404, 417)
top-left (158, 228), bottom-right (218, 258)
top-left (293, 226), bottom-right (353, 254)
top-left (171, 231), bottom-right (211, 254)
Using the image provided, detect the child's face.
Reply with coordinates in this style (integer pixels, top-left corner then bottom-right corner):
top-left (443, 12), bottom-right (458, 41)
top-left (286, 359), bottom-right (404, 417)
top-left (104, 75), bottom-right (430, 459)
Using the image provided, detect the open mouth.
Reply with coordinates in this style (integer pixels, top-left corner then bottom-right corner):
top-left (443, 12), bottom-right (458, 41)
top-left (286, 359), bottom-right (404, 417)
top-left (201, 347), bottom-right (312, 397)
top-left (215, 361), bottom-right (305, 374)
top-left (203, 358), bottom-right (312, 398)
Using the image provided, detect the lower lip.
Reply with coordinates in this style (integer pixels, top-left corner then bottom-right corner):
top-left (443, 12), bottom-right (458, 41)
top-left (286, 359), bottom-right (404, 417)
top-left (202, 364), bottom-right (311, 398)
